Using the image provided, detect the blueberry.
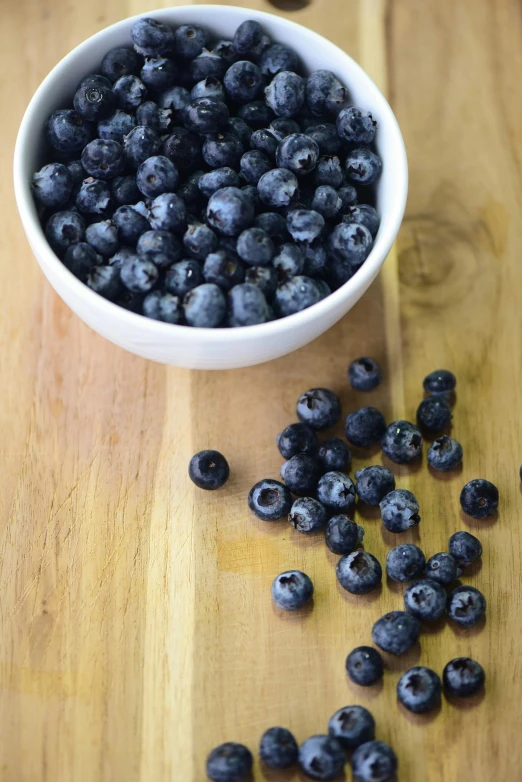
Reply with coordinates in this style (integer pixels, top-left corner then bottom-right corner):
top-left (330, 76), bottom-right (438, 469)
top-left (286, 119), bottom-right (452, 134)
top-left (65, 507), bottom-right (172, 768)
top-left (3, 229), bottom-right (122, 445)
top-left (336, 107), bottom-right (377, 146)
top-left (460, 479), bottom-right (498, 519)
top-left (73, 81), bottom-right (116, 121)
top-left (372, 611), bottom-right (420, 656)
top-left (173, 24), bottom-right (208, 59)
top-left (302, 240), bottom-right (328, 275)
top-left (224, 60), bottom-right (263, 103)
top-left (404, 579), bottom-right (446, 622)
top-left (142, 290), bottom-right (180, 323)
top-left (183, 223), bottom-right (218, 260)
top-left (298, 735), bottom-right (345, 781)
top-left (297, 388), bottom-right (341, 430)
top-left (240, 184), bottom-right (260, 212)
top-left (198, 168), bottom-right (238, 199)
top-left (85, 219), bottom-right (119, 257)
top-left (109, 246), bottom-right (138, 270)
top-left (206, 742), bottom-right (253, 782)
top-left (148, 192), bottom-right (187, 233)
top-left (131, 17), bottom-right (175, 57)
top-left (112, 174), bottom-right (141, 205)
top-left (317, 471), bottom-right (356, 513)
top-left (318, 438), bottom-right (350, 471)
top-left (351, 741), bottom-right (397, 782)
top-left (417, 396), bottom-right (452, 433)
top-left (183, 283), bottom-right (226, 327)
top-left (423, 368), bottom-right (456, 397)
top-left (336, 550), bottom-right (382, 595)
top-left (272, 570), bottom-right (314, 612)
top-left (81, 139), bottom-right (124, 179)
top-left (286, 209), bottom-right (325, 244)
top-left (101, 47), bottom-right (139, 82)
top-left (77, 74), bottom-right (113, 91)
top-left (97, 109), bottom-right (136, 143)
top-left (271, 117), bottom-right (301, 137)
top-left (443, 658), bottom-right (485, 697)
top-left (212, 40), bottom-right (237, 65)
top-left (276, 133), bottom-right (320, 175)
top-left (66, 160), bottom-right (86, 193)
top-left (329, 222), bottom-right (373, 270)
top-left (188, 449), bottom-right (229, 490)
top-left (257, 168), bottom-right (299, 208)
top-left (249, 129), bottom-right (281, 159)
top-left (136, 155), bottom-right (179, 198)
top-left (228, 283), bottom-right (269, 326)
top-left (265, 71), bottom-right (305, 118)
top-left (191, 76), bottom-right (225, 101)
top-left (273, 243), bottom-right (304, 279)
top-left (137, 230), bottom-right (181, 268)
top-left (158, 85), bottom-right (191, 116)
top-left (46, 109), bottom-right (94, 153)
top-left (140, 56), bottom-right (177, 92)
top-left (328, 705), bottom-right (375, 750)
top-left (311, 186), bottom-right (342, 219)
top-left (227, 117), bottom-right (253, 148)
top-left (325, 515), bottom-right (363, 555)
top-left (86, 264), bottom-right (122, 299)
top-left (338, 184), bottom-right (358, 210)
top-left (447, 585), bottom-right (486, 627)
top-left (245, 265), bottom-right (277, 297)
top-left (203, 250), bottom-right (245, 290)
top-left (117, 288), bottom-right (147, 314)
top-left (288, 496), bottom-right (327, 533)
top-left (355, 466), bottom-right (395, 506)
top-left (379, 489), bottom-right (420, 533)
top-left (254, 211), bottom-right (289, 242)
top-left (281, 454), bottom-right (321, 496)
top-left (75, 177), bottom-right (111, 215)
top-left (305, 122), bottom-right (341, 155)
top-left (344, 205), bottom-right (380, 237)
top-left (313, 155), bottom-right (343, 187)
top-left (425, 552), bottom-right (460, 585)
top-left (448, 530), bottom-right (482, 568)
top-left (113, 205), bottom-right (150, 245)
top-left (427, 435), bottom-right (463, 471)
top-left (189, 51), bottom-right (228, 83)
top-left (346, 646), bottom-right (384, 687)
top-left (112, 75), bottom-right (147, 112)
top-left (386, 544), bottom-right (426, 583)
top-left (381, 420), bottom-right (423, 464)
top-left (349, 357), bottom-right (381, 391)
top-left (45, 210), bottom-right (85, 255)
top-left (248, 478), bottom-right (292, 521)
top-left (306, 70), bottom-right (347, 116)
top-left (206, 187), bottom-right (254, 236)
top-left (182, 97), bottom-right (229, 135)
top-left (120, 257), bottom-right (158, 293)
top-left (345, 148), bottom-right (382, 185)
top-left (345, 407), bottom-right (386, 448)
top-left (203, 132), bottom-right (244, 168)
top-left (63, 242), bottom-right (100, 281)
top-left (258, 43), bottom-right (298, 78)
top-left (32, 162), bottom-right (73, 209)
top-left (234, 228), bottom-right (273, 266)
top-left (397, 667), bottom-right (441, 714)
top-left (259, 727), bottom-right (298, 770)
top-left (233, 20), bottom-right (270, 59)
top-left (315, 280), bottom-right (332, 300)
top-left (165, 259), bottom-right (204, 297)
top-left (277, 423), bottom-right (317, 459)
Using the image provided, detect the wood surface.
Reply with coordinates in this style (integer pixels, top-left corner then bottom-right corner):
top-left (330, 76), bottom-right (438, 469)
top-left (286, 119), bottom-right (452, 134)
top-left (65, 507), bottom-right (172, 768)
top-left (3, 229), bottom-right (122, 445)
top-left (1, 0), bottom-right (521, 780)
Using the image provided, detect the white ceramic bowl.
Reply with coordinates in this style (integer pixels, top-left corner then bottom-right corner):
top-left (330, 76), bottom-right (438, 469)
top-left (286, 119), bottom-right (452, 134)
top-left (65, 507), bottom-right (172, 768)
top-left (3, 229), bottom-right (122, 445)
top-left (14, 5), bottom-right (407, 369)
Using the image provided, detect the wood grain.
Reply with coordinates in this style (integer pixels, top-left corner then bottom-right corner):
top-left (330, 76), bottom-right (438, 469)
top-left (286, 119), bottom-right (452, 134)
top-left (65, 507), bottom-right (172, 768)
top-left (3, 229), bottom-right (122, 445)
top-left (1, 0), bottom-right (521, 780)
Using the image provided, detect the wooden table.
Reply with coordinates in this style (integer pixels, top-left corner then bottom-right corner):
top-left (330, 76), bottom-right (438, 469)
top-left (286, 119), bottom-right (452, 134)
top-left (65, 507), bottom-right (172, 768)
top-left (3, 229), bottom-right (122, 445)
top-left (2, 0), bottom-right (520, 779)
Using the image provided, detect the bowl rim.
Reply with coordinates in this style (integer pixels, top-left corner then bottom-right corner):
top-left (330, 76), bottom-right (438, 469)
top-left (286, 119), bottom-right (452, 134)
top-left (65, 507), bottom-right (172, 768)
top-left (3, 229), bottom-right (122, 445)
top-left (13, 4), bottom-right (408, 344)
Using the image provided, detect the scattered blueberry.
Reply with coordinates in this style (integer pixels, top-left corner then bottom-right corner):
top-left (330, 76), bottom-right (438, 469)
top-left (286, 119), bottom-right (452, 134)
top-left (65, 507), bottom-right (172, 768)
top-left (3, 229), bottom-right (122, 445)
top-left (371, 611), bottom-right (421, 656)
top-left (417, 396), bottom-right (452, 433)
top-left (317, 438), bottom-right (351, 472)
top-left (272, 570), bottom-right (314, 610)
top-left (325, 515), bottom-right (363, 555)
top-left (448, 530), bottom-right (482, 568)
top-left (298, 735), bottom-right (345, 781)
top-left (336, 549), bottom-right (382, 594)
top-left (404, 579), bottom-right (446, 621)
top-left (397, 667), bottom-right (441, 714)
top-left (427, 435), bottom-right (463, 471)
top-left (188, 449), bottom-right (229, 490)
top-left (328, 705), bottom-right (375, 750)
top-left (379, 489), bottom-right (420, 533)
top-left (349, 357), bottom-right (381, 391)
top-left (206, 742), bottom-right (253, 782)
top-left (281, 454), bottom-right (321, 496)
top-left (443, 658), bottom-right (485, 697)
top-left (381, 420), bottom-right (423, 464)
top-left (425, 552), bottom-right (460, 585)
top-left (447, 585), bottom-right (486, 627)
top-left (345, 407), bottom-right (386, 448)
top-left (351, 741), bottom-right (397, 782)
top-left (386, 544), bottom-right (426, 583)
top-left (296, 388), bottom-right (341, 430)
top-left (288, 496), bottom-right (328, 533)
top-left (460, 479), bottom-right (498, 519)
top-left (248, 478), bottom-right (293, 521)
top-left (277, 423), bottom-right (317, 459)
top-left (355, 466), bottom-right (395, 506)
top-left (346, 646), bottom-right (383, 687)
top-left (423, 369), bottom-right (456, 397)
top-left (259, 727), bottom-right (298, 770)
top-left (183, 283), bottom-right (226, 327)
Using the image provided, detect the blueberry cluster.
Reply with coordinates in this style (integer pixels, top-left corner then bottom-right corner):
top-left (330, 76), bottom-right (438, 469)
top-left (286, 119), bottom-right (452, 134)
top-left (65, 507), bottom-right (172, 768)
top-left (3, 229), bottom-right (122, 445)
top-left (33, 17), bottom-right (383, 328)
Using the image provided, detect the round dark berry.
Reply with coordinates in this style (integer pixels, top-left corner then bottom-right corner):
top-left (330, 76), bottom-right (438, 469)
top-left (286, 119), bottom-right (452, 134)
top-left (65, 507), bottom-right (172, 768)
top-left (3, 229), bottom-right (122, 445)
top-left (443, 657), bottom-right (485, 697)
top-left (183, 283), bottom-right (226, 328)
top-left (351, 741), bottom-right (397, 782)
top-left (336, 107), bottom-right (377, 145)
top-left (425, 552), bottom-right (460, 585)
top-left (416, 396), bottom-right (452, 433)
top-left (379, 489), bottom-right (420, 533)
top-left (423, 368), bottom-right (456, 397)
top-left (355, 466), bottom-right (395, 506)
top-left (296, 388), bottom-right (341, 430)
top-left (397, 667), bottom-right (441, 714)
top-left (381, 420), bottom-right (423, 464)
top-left (404, 579), bottom-right (446, 621)
top-left (317, 471), bottom-right (355, 513)
top-left (288, 497), bottom-right (328, 534)
top-left (272, 570), bottom-right (314, 611)
top-left (460, 479), bottom-right (498, 519)
top-left (328, 705), bottom-right (375, 750)
top-left (386, 544), bottom-right (426, 583)
top-left (325, 515), bottom-right (363, 555)
top-left (447, 585), bottom-right (486, 627)
top-left (336, 550), bottom-right (382, 595)
top-left (348, 357), bottom-right (381, 391)
top-left (248, 479), bottom-right (292, 521)
top-left (427, 435), bottom-right (463, 471)
top-left (259, 727), bottom-right (298, 770)
top-left (448, 530), bottom-right (482, 568)
top-left (372, 611), bottom-right (420, 656)
top-left (73, 82), bottom-right (116, 121)
top-left (206, 742), bottom-right (253, 782)
top-left (345, 407), bottom-right (386, 448)
top-left (188, 450), bottom-right (229, 490)
top-left (207, 187), bottom-right (255, 236)
top-left (298, 735), bottom-right (345, 781)
top-left (281, 454), bottom-right (322, 497)
top-left (346, 646), bottom-right (384, 687)
top-left (317, 438), bottom-right (351, 472)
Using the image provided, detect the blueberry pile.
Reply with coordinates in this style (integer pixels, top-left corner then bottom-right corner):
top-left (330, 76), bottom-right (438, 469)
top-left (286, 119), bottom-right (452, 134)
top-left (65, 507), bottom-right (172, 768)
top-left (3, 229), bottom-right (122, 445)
top-left (33, 17), bottom-right (383, 328)
top-left (201, 362), bottom-right (494, 780)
